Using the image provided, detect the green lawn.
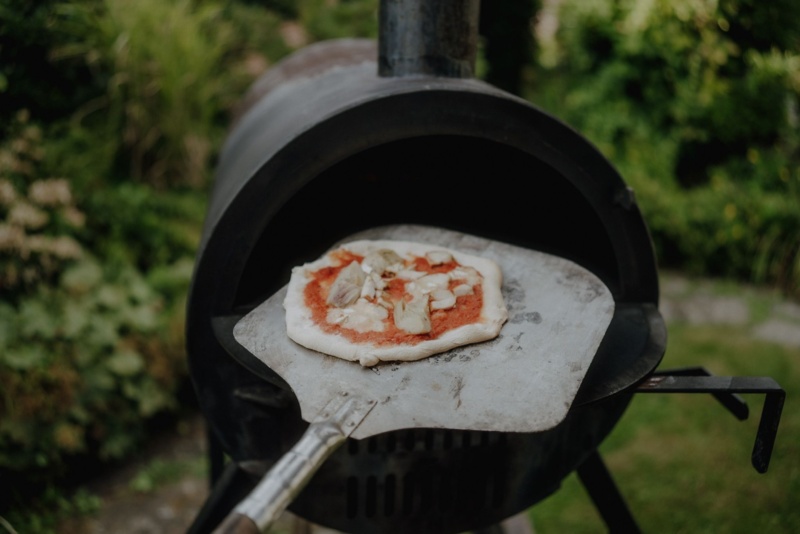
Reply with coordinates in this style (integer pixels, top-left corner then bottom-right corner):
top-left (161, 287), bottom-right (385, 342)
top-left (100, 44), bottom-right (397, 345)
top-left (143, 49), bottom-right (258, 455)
top-left (529, 323), bottom-right (800, 533)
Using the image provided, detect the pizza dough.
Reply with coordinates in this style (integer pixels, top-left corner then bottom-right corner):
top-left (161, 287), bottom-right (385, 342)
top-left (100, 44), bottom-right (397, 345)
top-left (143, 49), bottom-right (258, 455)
top-left (283, 240), bottom-right (508, 366)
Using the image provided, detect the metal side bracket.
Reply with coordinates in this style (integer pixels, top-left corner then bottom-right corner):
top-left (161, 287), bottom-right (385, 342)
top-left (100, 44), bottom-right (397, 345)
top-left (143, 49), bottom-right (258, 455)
top-left (636, 366), bottom-right (785, 474)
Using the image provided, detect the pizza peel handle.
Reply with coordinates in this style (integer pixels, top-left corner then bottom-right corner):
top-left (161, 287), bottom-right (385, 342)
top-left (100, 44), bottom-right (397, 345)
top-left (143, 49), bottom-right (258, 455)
top-left (213, 395), bottom-right (376, 534)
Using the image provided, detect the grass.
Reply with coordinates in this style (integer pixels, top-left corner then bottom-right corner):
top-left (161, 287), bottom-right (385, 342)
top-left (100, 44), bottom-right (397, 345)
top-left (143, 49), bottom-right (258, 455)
top-left (127, 456), bottom-right (207, 494)
top-left (529, 321), bottom-right (800, 533)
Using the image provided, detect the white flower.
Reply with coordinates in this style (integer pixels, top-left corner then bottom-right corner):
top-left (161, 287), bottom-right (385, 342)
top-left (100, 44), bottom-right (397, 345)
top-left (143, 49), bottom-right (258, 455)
top-left (29, 178), bottom-right (72, 207)
top-left (9, 202), bottom-right (48, 229)
top-left (0, 179), bottom-right (16, 205)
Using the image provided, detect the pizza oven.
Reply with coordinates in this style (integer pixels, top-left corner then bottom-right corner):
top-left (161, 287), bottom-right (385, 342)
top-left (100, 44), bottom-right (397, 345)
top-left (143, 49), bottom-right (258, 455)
top-left (186, 2), bottom-right (784, 533)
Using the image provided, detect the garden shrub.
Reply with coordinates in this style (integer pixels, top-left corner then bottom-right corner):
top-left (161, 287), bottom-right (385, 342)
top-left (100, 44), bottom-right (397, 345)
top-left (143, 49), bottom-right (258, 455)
top-left (0, 0), bottom-right (106, 127)
top-left (0, 1), bottom-right (303, 513)
top-left (0, 110), bottom-right (194, 511)
top-left (534, 0), bottom-right (800, 296)
top-left (298, 0), bottom-right (379, 41)
top-left (54, 0), bottom-right (239, 188)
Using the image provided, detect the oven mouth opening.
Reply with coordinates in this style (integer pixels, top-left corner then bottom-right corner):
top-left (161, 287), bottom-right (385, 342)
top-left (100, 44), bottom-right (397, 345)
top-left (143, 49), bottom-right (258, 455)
top-left (234, 134), bottom-right (617, 311)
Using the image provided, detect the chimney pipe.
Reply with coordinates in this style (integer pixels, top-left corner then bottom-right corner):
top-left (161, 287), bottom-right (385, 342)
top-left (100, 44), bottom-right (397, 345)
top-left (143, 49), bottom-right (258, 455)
top-left (378, 0), bottom-right (480, 78)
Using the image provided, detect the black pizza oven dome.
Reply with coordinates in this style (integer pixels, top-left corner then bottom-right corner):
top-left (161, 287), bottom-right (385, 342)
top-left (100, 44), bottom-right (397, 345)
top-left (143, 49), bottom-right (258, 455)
top-left (186, 8), bottom-right (666, 533)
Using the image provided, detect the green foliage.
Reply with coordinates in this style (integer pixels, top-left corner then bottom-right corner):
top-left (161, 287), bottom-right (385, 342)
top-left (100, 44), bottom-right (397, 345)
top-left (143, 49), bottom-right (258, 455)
top-left (0, 111), bottom-right (86, 297)
top-left (534, 0), bottom-right (800, 296)
top-left (298, 0), bottom-right (379, 41)
top-left (0, 0), bottom-right (106, 126)
top-left (0, 0), bottom-right (306, 510)
top-left (0, 0), bottom-right (305, 521)
top-left (128, 456), bottom-right (207, 494)
top-left (1, 486), bottom-right (100, 534)
top-left (55, 0), bottom-right (239, 187)
top-left (0, 111), bottom-right (192, 504)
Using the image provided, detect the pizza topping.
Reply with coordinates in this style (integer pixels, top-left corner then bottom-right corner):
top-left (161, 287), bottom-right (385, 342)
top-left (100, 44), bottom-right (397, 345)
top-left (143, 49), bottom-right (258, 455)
top-left (327, 261), bottom-right (366, 308)
top-left (314, 247), bottom-right (489, 336)
top-left (313, 246), bottom-right (492, 336)
top-left (453, 283), bottom-right (474, 297)
top-left (426, 250), bottom-right (453, 265)
top-left (284, 239), bottom-right (509, 366)
top-left (396, 268), bottom-right (426, 280)
top-left (327, 298), bottom-right (389, 333)
top-left (362, 248), bottom-right (403, 275)
top-left (411, 273), bottom-right (450, 294)
top-left (449, 266), bottom-right (481, 286)
top-left (393, 294), bottom-right (432, 334)
top-left (430, 289), bottom-right (457, 310)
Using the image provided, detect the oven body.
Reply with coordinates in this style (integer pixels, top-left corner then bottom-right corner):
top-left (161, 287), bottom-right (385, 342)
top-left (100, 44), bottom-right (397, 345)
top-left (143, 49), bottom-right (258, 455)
top-left (186, 38), bottom-right (664, 533)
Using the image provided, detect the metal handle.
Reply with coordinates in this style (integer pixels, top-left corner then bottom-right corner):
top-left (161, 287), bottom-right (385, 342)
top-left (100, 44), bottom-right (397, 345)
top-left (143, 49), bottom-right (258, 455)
top-left (212, 396), bottom-right (375, 534)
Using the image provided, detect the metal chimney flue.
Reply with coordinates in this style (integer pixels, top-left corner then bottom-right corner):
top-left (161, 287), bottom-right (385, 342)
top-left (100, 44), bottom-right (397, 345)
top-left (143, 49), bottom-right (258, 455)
top-left (378, 0), bottom-right (479, 78)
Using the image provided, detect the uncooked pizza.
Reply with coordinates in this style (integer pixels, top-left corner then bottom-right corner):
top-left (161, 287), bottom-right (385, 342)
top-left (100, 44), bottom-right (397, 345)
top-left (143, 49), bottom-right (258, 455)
top-left (283, 239), bottom-right (508, 366)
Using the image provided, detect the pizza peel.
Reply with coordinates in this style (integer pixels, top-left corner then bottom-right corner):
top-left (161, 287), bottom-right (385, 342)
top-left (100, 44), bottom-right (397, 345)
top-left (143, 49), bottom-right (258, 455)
top-left (214, 227), bottom-right (615, 534)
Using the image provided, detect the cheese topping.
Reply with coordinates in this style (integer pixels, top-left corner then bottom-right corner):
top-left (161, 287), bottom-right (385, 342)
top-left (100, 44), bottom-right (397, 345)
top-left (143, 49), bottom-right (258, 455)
top-left (304, 246), bottom-right (485, 342)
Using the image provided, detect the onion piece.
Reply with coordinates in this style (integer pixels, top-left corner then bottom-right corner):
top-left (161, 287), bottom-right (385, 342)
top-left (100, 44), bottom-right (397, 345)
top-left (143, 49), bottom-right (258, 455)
top-left (397, 269), bottom-right (426, 280)
top-left (453, 283), bottom-right (474, 297)
top-left (414, 273), bottom-right (450, 293)
top-left (328, 299), bottom-right (388, 333)
top-left (430, 289), bottom-right (456, 310)
top-left (327, 262), bottom-right (366, 307)
top-left (426, 250), bottom-right (453, 265)
top-left (362, 248), bottom-right (404, 275)
top-left (449, 266), bottom-right (481, 286)
top-left (393, 295), bottom-right (431, 334)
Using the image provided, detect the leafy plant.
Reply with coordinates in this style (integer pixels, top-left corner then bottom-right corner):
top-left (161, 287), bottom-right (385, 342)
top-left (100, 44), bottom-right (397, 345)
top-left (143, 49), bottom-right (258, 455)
top-left (298, 0), bottom-right (379, 41)
top-left (533, 0), bottom-right (800, 296)
top-left (55, 0), bottom-right (238, 187)
top-left (0, 485), bottom-right (100, 534)
top-left (0, 111), bottom-right (193, 509)
top-left (0, 0), bottom-right (106, 128)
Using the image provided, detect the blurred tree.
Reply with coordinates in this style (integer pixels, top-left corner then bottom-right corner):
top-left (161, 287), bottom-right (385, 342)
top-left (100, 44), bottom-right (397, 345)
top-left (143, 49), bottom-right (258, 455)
top-left (0, 0), bottom-right (106, 132)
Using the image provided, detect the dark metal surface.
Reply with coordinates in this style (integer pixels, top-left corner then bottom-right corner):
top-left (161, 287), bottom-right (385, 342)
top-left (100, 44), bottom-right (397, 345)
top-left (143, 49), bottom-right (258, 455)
top-left (186, 41), bottom-right (662, 471)
top-left (186, 21), bottom-right (662, 533)
top-left (576, 451), bottom-right (641, 533)
top-left (287, 393), bottom-right (634, 533)
top-left (378, 0), bottom-right (480, 78)
top-left (636, 369), bottom-right (785, 473)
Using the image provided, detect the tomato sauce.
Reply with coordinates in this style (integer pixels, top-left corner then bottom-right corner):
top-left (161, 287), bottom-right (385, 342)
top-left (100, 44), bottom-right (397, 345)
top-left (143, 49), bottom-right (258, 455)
top-left (304, 254), bottom-right (484, 346)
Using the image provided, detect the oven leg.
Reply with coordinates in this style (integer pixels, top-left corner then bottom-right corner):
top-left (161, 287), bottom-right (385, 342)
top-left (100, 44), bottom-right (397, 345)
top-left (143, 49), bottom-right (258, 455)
top-left (577, 450), bottom-right (641, 533)
top-left (187, 461), bottom-right (259, 534)
top-left (208, 425), bottom-right (226, 488)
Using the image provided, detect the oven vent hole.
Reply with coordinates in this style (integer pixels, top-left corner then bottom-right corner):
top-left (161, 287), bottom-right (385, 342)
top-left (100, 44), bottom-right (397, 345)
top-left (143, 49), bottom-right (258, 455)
top-left (365, 475), bottom-right (378, 518)
top-left (424, 429), bottom-right (435, 450)
top-left (402, 472), bottom-right (416, 516)
top-left (403, 429), bottom-right (416, 451)
top-left (346, 466), bottom-right (504, 520)
top-left (345, 430), bottom-right (508, 457)
top-left (443, 431), bottom-right (453, 450)
top-left (384, 474), bottom-right (396, 517)
top-left (346, 476), bottom-right (358, 519)
top-left (385, 432), bottom-right (397, 453)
